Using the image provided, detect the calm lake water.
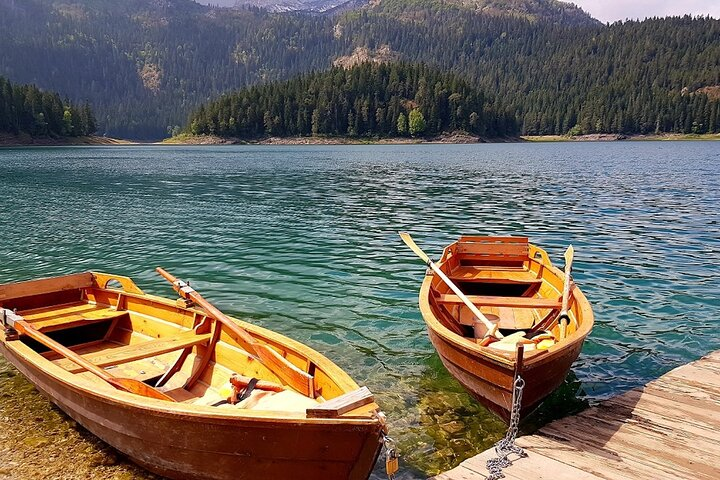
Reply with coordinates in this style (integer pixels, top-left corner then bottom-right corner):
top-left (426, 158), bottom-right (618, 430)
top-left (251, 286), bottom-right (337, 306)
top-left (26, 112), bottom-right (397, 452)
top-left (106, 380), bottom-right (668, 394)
top-left (0, 142), bottom-right (719, 478)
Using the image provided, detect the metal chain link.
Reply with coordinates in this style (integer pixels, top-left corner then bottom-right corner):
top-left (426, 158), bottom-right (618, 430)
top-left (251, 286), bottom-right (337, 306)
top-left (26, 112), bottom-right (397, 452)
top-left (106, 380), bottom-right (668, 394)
top-left (486, 374), bottom-right (527, 480)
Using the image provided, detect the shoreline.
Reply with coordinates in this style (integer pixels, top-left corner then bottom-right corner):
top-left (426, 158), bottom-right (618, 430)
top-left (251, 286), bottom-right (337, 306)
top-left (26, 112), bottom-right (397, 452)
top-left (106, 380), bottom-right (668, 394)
top-left (0, 133), bottom-right (136, 147)
top-left (523, 132), bottom-right (720, 142)
top-left (1, 132), bottom-right (718, 147)
top-left (163, 132), bottom-right (720, 145)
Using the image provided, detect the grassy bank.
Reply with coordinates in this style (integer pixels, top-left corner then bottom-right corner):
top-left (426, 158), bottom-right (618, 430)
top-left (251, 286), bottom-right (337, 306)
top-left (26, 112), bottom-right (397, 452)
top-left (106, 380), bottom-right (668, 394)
top-left (0, 133), bottom-right (134, 147)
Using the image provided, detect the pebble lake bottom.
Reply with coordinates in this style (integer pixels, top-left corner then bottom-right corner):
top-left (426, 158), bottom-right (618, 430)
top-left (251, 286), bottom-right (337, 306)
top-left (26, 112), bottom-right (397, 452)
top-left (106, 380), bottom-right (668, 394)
top-left (0, 142), bottom-right (718, 479)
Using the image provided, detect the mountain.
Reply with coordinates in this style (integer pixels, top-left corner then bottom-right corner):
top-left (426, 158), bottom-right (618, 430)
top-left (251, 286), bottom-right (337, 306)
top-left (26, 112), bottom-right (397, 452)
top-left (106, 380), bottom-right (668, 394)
top-left (201, 0), bottom-right (596, 23)
top-left (205, 0), bottom-right (367, 14)
top-left (0, 0), bottom-right (717, 139)
top-left (378, 0), bottom-right (598, 25)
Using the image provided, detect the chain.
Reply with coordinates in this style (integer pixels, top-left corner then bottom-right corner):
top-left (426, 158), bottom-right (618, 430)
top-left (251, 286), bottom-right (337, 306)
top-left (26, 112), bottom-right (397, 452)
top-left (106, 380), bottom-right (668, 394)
top-left (486, 374), bottom-right (527, 480)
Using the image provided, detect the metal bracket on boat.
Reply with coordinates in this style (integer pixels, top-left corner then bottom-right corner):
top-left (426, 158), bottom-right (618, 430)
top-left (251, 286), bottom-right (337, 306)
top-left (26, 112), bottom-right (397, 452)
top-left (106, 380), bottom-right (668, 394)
top-left (0, 308), bottom-right (21, 340)
top-left (173, 279), bottom-right (196, 296)
top-left (172, 279), bottom-right (197, 308)
top-left (485, 343), bottom-right (528, 480)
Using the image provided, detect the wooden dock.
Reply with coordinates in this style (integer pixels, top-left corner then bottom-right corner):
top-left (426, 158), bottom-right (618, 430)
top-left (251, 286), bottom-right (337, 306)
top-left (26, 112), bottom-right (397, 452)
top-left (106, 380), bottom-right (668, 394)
top-left (433, 350), bottom-right (720, 480)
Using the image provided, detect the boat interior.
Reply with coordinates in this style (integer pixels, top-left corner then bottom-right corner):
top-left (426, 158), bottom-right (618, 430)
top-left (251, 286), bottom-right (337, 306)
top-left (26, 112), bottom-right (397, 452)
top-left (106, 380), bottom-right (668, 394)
top-left (428, 236), bottom-right (580, 350)
top-left (0, 272), bottom-right (375, 418)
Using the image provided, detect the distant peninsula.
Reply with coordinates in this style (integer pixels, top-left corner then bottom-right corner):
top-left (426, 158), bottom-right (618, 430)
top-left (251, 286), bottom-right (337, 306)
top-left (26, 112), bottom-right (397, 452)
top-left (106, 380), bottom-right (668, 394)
top-left (0, 76), bottom-right (100, 146)
top-left (176, 63), bottom-right (517, 142)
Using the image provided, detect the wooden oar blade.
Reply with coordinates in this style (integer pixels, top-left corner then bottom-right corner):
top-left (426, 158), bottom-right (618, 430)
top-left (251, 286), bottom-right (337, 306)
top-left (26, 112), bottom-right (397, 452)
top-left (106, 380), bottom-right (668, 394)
top-left (255, 344), bottom-right (314, 398)
top-left (110, 378), bottom-right (176, 401)
top-left (564, 245), bottom-right (574, 269)
top-left (398, 231), bottom-right (430, 264)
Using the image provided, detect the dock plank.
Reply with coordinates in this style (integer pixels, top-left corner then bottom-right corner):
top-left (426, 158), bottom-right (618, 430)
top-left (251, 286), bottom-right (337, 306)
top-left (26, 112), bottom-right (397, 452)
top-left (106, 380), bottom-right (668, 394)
top-left (432, 351), bottom-right (720, 480)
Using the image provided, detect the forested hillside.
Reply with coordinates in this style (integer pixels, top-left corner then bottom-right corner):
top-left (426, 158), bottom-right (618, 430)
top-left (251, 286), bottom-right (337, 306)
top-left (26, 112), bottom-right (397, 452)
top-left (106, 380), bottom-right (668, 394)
top-left (186, 62), bottom-right (517, 138)
top-left (0, 0), bottom-right (717, 138)
top-left (0, 76), bottom-right (96, 138)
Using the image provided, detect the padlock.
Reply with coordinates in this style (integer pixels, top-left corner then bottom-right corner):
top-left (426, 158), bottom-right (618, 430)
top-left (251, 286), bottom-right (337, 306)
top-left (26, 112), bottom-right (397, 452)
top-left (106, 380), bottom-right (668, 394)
top-left (385, 447), bottom-right (399, 477)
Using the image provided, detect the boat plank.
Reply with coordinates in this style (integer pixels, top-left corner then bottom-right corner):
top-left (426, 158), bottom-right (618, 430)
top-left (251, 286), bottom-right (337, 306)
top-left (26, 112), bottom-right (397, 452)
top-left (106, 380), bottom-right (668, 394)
top-left (54, 331), bottom-right (212, 373)
top-left (307, 386), bottom-right (374, 418)
top-left (0, 272), bottom-right (93, 301)
top-left (19, 301), bottom-right (93, 319)
top-left (448, 268), bottom-right (542, 284)
top-left (436, 294), bottom-right (561, 309)
top-left (30, 308), bottom-right (128, 332)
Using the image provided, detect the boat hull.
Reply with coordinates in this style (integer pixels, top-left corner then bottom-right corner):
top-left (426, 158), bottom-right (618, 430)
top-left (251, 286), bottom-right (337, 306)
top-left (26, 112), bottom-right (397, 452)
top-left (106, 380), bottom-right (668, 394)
top-left (426, 325), bottom-right (585, 421)
top-left (1, 341), bottom-right (383, 480)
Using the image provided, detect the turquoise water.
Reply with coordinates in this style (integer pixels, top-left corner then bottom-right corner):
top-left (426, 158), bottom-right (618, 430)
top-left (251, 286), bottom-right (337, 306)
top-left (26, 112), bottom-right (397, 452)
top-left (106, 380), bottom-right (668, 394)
top-left (0, 143), bottom-right (718, 477)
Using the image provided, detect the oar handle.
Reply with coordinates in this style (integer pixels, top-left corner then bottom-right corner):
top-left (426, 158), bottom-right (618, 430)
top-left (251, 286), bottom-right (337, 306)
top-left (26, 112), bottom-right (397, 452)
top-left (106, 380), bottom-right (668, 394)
top-left (399, 232), bottom-right (502, 339)
top-left (558, 245), bottom-right (574, 339)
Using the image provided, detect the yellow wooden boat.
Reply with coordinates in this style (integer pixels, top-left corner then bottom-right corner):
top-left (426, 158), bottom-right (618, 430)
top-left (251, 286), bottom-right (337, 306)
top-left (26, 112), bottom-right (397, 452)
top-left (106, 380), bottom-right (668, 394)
top-left (0, 270), bottom-right (385, 479)
top-left (404, 234), bottom-right (593, 422)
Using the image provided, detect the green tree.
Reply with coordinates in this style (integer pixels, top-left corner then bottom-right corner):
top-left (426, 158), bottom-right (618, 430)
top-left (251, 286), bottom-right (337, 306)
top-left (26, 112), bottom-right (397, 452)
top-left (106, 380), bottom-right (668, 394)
top-left (62, 108), bottom-right (73, 136)
top-left (397, 112), bottom-right (408, 136)
top-left (311, 108), bottom-right (321, 136)
top-left (409, 108), bottom-right (426, 136)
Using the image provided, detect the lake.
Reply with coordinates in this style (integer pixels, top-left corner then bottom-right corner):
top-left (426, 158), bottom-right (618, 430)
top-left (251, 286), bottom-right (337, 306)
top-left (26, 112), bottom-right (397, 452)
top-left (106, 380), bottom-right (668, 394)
top-left (0, 142), bottom-right (718, 478)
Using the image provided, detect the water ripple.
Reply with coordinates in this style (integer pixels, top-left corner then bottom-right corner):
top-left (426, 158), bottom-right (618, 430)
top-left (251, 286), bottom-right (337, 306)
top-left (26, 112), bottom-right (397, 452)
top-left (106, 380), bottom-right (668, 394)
top-left (0, 143), bottom-right (718, 478)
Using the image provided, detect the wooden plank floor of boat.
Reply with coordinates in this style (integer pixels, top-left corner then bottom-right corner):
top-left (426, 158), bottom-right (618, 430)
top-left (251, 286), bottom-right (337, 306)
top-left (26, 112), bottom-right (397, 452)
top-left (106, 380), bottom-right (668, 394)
top-left (433, 350), bottom-right (720, 480)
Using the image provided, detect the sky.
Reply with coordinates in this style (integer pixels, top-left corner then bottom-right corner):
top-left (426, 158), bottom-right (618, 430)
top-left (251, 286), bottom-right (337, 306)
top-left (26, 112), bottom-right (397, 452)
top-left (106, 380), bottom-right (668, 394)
top-left (561, 0), bottom-right (720, 23)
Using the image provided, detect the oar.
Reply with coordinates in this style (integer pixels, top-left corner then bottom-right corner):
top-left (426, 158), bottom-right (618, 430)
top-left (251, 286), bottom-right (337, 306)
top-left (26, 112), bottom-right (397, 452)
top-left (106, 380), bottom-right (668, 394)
top-left (558, 245), bottom-right (574, 340)
top-left (399, 232), bottom-right (503, 343)
top-left (11, 319), bottom-right (174, 401)
top-left (155, 268), bottom-right (315, 398)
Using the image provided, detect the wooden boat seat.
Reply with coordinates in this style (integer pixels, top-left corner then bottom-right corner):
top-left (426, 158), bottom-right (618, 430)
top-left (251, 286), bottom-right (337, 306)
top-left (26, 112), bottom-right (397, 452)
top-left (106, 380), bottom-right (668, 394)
top-left (54, 331), bottom-right (213, 374)
top-left (20, 302), bottom-right (128, 333)
top-left (456, 236), bottom-right (529, 266)
top-left (448, 267), bottom-right (542, 285)
top-left (436, 294), bottom-right (561, 309)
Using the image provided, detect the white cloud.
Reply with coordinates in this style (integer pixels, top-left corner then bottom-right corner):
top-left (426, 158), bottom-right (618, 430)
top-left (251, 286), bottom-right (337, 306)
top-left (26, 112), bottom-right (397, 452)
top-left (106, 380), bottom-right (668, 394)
top-left (561, 0), bottom-right (720, 23)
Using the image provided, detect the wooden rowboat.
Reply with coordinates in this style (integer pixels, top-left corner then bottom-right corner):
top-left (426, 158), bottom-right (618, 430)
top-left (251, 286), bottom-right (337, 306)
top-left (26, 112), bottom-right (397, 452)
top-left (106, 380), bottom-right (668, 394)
top-left (414, 236), bottom-right (593, 422)
top-left (0, 270), bottom-right (386, 480)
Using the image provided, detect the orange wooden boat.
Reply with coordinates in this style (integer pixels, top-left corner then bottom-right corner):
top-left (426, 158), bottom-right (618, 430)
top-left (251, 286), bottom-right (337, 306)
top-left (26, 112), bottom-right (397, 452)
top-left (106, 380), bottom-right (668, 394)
top-left (0, 270), bottom-right (386, 480)
top-left (409, 235), bottom-right (593, 422)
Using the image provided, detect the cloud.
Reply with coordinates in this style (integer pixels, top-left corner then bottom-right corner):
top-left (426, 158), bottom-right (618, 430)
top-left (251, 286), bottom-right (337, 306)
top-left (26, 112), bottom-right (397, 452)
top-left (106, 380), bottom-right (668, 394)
top-left (561, 0), bottom-right (720, 23)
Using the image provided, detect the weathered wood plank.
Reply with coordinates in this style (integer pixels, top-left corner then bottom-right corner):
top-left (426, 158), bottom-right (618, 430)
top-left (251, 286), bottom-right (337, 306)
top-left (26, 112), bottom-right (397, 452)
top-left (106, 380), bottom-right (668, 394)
top-left (433, 351), bottom-right (720, 480)
top-left (462, 448), bottom-right (604, 480)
